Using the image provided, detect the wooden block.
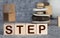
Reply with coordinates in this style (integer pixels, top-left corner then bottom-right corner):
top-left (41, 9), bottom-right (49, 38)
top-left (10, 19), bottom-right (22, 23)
top-left (45, 5), bottom-right (52, 15)
top-left (58, 16), bottom-right (60, 27)
top-left (15, 23), bottom-right (25, 35)
top-left (37, 24), bottom-right (48, 35)
top-left (9, 4), bottom-right (15, 13)
top-left (3, 4), bottom-right (10, 13)
top-left (3, 4), bottom-right (16, 22)
top-left (3, 4), bottom-right (15, 13)
top-left (26, 23), bottom-right (36, 35)
top-left (9, 13), bottom-right (16, 22)
top-left (4, 23), bottom-right (14, 35)
top-left (3, 13), bottom-right (16, 22)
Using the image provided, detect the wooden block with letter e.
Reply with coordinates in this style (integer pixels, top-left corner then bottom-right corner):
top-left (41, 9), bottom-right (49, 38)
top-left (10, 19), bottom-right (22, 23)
top-left (26, 23), bottom-right (36, 35)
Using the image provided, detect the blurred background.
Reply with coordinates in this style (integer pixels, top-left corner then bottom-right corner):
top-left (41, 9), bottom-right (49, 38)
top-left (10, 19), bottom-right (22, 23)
top-left (1, 0), bottom-right (60, 23)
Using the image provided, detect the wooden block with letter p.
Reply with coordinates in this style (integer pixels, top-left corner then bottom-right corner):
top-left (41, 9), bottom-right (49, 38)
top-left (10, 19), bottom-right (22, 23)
top-left (37, 24), bottom-right (48, 35)
top-left (4, 23), bottom-right (14, 35)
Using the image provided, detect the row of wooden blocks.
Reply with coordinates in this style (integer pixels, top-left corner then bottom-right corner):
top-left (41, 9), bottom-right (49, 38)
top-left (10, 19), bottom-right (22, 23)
top-left (4, 23), bottom-right (48, 35)
top-left (3, 16), bottom-right (60, 35)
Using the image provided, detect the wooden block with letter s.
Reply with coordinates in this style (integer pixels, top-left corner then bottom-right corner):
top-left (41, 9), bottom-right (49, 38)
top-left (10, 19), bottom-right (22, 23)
top-left (4, 23), bottom-right (14, 35)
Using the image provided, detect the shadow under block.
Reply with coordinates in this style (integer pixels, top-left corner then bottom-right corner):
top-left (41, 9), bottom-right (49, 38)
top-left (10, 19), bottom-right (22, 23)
top-left (3, 4), bottom-right (16, 22)
top-left (3, 13), bottom-right (9, 21)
